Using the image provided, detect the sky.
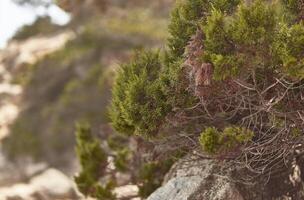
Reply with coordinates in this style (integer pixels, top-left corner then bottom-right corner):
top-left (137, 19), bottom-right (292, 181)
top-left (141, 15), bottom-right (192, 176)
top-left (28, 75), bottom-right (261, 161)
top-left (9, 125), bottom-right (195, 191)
top-left (0, 0), bottom-right (70, 48)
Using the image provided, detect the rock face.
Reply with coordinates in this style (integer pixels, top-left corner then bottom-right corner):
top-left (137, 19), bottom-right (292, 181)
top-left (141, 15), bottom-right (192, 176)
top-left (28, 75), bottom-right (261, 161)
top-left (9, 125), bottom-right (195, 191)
top-left (147, 155), bottom-right (304, 200)
top-left (147, 176), bottom-right (207, 200)
top-left (147, 156), bottom-right (243, 200)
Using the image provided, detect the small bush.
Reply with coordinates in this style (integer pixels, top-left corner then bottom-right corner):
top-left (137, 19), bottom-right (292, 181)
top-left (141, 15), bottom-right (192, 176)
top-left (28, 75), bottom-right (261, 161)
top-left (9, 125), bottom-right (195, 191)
top-left (74, 122), bottom-right (116, 199)
top-left (199, 127), bottom-right (220, 154)
top-left (199, 126), bottom-right (254, 154)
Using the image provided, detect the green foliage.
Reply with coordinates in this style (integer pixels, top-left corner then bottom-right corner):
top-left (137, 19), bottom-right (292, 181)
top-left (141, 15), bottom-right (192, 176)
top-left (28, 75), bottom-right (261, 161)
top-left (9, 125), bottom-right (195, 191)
top-left (167, 0), bottom-right (203, 59)
top-left (291, 127), bottom-right (302, 137)
top-left (75, 123), bottom-right (174, 199)
top-left (199, 127), bottom-right (220, 154)
top-left (94, 182), bottom-right (116, 200)
top-left (281, 0), bottom-right (304, 21)
top-left (203, 0), bottom-right (276, 79)
top-left (167, 0), bottom-right (240, 60)
top-left (199, 126), bottom-right (253, 154)
top-left (211, 0), bottom-right (240, 14)
top-left (74, 122), bottom-right (116, 199)
top-left (161, 57), bottom-right (197, 108)
top-left (203, 9), bottom-right (231, 55)
top-left (273, 22), bottom-right (304, 78)
top-left (75, 123), bottom-right (107, 176)
top-left (108, 0), bottom-right (304, 166)
top-left (107, 134), bottom-right (133, 172)
top-left (110, 51), bottom-right (171, 137)
top-left (110, 0), bottom-right (251, 137)
top-left (219, 126), bottom-right (254, 152)
top-left (282, 0), bottom-right (299, 11)
top-left (75, 173), bottom-right (116, 200)
top-left (231, 1), bottom-right (277, 47)
top-left (114, 148), bottom-right (130, 172)
top-left (107, 0), bottom-right (304, 195)
top-left (202, 8), bottom-right (243, 80)
top-left (201, 0), bottom-right (304, 80)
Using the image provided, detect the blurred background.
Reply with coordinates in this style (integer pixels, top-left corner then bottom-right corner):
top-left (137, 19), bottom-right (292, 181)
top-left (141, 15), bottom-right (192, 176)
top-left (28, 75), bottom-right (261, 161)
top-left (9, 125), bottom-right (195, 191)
top-left (0, 0), bottom-right (173, 199)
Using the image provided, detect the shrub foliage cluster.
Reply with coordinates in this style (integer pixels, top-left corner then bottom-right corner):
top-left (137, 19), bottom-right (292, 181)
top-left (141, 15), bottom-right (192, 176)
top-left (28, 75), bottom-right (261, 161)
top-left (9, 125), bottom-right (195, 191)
top-left (75, 123), bottom-right (116, 199)
top-left (110, 0), bottom-right (304, 185)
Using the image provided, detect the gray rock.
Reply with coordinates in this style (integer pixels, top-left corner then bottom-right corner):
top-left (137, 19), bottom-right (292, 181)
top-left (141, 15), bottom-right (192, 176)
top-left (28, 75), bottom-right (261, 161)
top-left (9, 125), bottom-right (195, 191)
top-left (147, 153), bottom-right (304, 200)
top-left (147, 155), bottom-right (243, 200)
top-left (147, 176), bottom-right (204, 200)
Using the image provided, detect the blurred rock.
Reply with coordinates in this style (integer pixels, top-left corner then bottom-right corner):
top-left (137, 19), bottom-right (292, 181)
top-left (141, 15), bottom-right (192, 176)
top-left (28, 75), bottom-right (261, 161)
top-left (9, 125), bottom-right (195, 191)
top-left (114, 185), bottom-right (139, 199)
top-left (0, 156), bottom-right (48, 187)
top-left (115, 172), bottom-right (132, 186)
top-left (30, 168), bottom-right (76, 197)
top-left (0, 168), bottom-right (78, 200)
top-left (4, 31), bottom-right (75, 69)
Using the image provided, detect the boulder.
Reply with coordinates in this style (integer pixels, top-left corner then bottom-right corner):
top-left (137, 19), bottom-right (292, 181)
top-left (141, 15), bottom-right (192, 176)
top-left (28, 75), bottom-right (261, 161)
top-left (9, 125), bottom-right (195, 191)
top-left (147, 155), bottom-right (304, 200)
top-left (30, 168), bottom-right (76, 198)
top-left (0, 168), bottom-right (78, 199)
top-left (147, 156), bottom-right (243, 200)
